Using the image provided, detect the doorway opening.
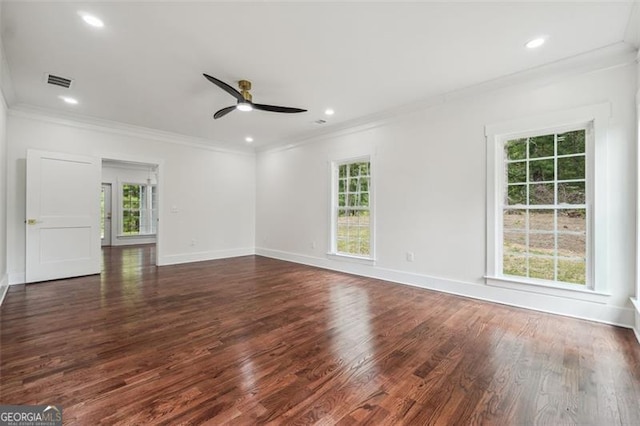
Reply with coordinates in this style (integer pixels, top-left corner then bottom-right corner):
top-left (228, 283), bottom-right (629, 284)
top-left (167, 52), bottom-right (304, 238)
top-left (101, 158), bottom-right (161, 268)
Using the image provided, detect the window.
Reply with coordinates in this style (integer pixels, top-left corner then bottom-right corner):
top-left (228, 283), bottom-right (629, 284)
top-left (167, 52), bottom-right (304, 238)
top-left (121, 183), bottom-right (157, 235)
top-left (486, 103), bottom-right (610, 297)
top-left (331, 159), bottom-right (372, 258)
top-left (503, 129), bottom-right (587, 285)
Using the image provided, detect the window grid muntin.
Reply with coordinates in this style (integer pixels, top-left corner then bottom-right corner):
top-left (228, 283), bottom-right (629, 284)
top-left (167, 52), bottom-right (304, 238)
top-left (502, 129), bottom-right (587, 285)
top-left (335, 161), bottom-right (371, 257)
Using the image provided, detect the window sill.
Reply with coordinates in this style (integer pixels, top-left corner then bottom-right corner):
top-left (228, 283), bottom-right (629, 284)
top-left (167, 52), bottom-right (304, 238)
top-left (485, 275), bottom-right (610, 304)
top-left (117, 233), bottom-right (156, 238)
top-left (326, 252), bottom-right (375, 266)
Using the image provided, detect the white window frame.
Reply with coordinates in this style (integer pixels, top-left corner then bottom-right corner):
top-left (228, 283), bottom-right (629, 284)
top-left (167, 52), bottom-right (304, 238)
top-left (328, 156), bottom-right (375, 263)
top-left (119, 182), bottom-right (157, 236)
top-left (485, 103), bottom-right (610, 301)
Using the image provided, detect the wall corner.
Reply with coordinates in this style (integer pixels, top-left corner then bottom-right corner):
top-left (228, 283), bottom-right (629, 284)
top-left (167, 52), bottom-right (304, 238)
top-left (0, 273), bottom-right (7, 306)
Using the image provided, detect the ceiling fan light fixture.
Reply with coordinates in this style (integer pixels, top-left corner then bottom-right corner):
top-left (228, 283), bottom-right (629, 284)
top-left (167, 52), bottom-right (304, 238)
top-left (237, 102), bottom-right (253, 112)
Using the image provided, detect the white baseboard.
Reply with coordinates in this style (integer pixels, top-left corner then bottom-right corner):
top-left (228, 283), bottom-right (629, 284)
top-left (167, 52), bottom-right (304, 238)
top-left (110, 236), bottom-right (156, 247)
top-left (0, 274), bottom-right (8, 306)
top-left (631, 298), bottom-right (640, 344)
top-left (158, 247), bottom-right (255, 266)
top-left (8, 272), bottom-right (25, 285)
top-left (256, 247), bottom-right (635, 329)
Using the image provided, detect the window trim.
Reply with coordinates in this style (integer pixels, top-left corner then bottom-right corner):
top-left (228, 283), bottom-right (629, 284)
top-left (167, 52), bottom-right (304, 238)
top-left (485, 103), bottom-right (610, 297)
top-left (500, 124), bottom-right (592, 286)
top-left (328, 155), bottom-right (375, 262)
top-left (119, 182), bottom-right (157, 237)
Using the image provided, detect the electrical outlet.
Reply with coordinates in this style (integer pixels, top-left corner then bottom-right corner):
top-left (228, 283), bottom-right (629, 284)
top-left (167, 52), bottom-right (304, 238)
top-left (406, 251), bottom-right (414, 262)
top-left (190, 239), bottom-right (196, 246)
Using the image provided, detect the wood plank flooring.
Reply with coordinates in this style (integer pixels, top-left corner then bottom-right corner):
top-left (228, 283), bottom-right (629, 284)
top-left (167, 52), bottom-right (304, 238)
top-left (1, 245), bottom-right (639, 425)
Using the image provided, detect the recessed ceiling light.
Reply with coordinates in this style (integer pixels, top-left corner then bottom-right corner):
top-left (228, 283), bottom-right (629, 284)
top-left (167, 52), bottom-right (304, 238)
top-left (525, 37), bottom-right (546, 49)
top-left (245, 136), bottom-right (254, 143)
top-left (78, 12), bottom-right (104, 28)
top-left (324, 108), bottom-right (335, 116)
top-left (59, 96), bottom-right (78, 105)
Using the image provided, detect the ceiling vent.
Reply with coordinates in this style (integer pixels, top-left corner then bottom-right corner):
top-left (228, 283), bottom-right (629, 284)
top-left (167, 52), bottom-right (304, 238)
top-left (46, 74), bottom-right (73, 89)
top-left (314, 119), bottom-right (327, 125)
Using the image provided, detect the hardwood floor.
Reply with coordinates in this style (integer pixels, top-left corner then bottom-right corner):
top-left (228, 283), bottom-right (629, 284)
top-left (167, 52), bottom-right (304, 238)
top-left (1, 245), bottom-right (639, 425)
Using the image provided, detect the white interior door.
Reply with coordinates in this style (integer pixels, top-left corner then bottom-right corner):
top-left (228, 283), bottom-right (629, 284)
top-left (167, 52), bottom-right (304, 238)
top-left (26, 150), bottom-right (101, 283)
top-left (101, 183), bottom-right (112, 246)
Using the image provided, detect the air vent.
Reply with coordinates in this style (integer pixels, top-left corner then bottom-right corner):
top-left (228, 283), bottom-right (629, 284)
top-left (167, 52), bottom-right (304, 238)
top-left (47, 74), bottom-right (73, 89)
top-left (314, 119), bottom-right (327, 125)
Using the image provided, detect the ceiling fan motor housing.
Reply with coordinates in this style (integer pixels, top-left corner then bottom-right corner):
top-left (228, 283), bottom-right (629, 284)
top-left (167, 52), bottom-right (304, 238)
top-left (239, 80), bottom-right (252, 102)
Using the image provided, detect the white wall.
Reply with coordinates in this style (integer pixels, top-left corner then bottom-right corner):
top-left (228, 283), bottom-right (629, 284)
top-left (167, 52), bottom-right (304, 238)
top-left (257, 61), bottom-right (638, 327)
top-left (102, 163), bottom-right (157, 246)
top-left (635, 50), bottom-right (640, 341)
top-left (7, 111), bottom-right (255, 283)
top-left (0, 1), bottom-right (8, 304)
top-left (0, 94), bottom-right (6, 302)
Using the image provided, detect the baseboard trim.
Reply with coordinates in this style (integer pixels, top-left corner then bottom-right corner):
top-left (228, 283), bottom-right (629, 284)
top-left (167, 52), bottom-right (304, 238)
top-left (110, 238), bottom-right (156, 247)
top-left (0, 274), bottom-right (8, 306)
top-left (256, 247), bottom-right (635, 329)
top-left (158, 247), bottom-right (255, 266)
top-left (8, 272), bottom-right (25, 285)
top-left (631, 298), bottom-right (640, 344)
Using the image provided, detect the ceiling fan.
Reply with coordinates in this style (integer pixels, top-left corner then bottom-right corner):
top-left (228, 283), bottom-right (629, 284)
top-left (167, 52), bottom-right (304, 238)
top-left (203, 73), bottom-right (307, 120)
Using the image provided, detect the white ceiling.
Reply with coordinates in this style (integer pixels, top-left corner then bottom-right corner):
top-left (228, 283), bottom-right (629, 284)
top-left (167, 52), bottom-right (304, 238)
top-left (2, 1), bottom-right (638, 149)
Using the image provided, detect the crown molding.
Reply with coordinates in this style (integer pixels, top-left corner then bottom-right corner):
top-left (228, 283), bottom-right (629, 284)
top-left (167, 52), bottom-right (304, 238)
top-left (259, 42), bottom-right (638, 155)
top-left (8, 104), bottom-right (255, 157)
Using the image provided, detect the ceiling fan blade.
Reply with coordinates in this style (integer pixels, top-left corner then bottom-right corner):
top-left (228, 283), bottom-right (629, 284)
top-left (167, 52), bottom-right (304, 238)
top-left (203, 73), bottom-right (245, 103)
top-left (252, 103), bottom-right (307, 114)
top-left (213, 105), bottom-right (236, 119)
